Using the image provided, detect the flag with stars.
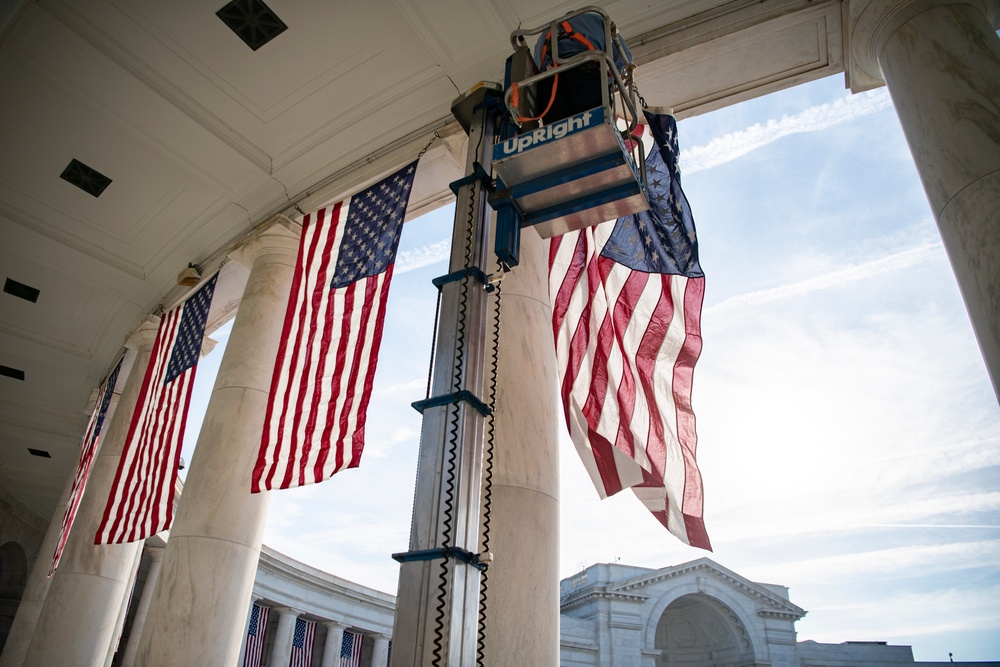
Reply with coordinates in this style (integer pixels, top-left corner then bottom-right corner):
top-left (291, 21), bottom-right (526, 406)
top-left (49, 354), bottom-right (124, 574)
top-left (95, 274), bottom-right (218, 544)
top-left (290, 617), bottom-right (316, 667)
top-left (242, 604), bottom-right (269, 667)
top-left (549, 111), bottom-right (711, 550)
top-left (340, 630), bottom-right (363, 667)
top-left (253, 161), bottom-right (418, 492)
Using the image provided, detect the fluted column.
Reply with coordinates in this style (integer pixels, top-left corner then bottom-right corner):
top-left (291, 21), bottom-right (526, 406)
top-left (134, 218), bottom-right (300, 665)
top-left (482, 231), bottom-right (561, 665)
top-left (23, 319), bottom-right (159, 667)
top-left (320, 622), bottom-right (347, 667)
top-left (371, 633), bottom-right (390, 667)
top-left (267, 607), bottom-right (298, 667)
top-left (118, 546), bottom-right (165, 667)
top-left (849, 0), bottom-right (1000, 398)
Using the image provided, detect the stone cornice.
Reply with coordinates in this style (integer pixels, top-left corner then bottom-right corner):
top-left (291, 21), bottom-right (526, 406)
top-left (560, 586), bottom-right (650, 612)
top-left (608, 558), bottom-right (806, 620)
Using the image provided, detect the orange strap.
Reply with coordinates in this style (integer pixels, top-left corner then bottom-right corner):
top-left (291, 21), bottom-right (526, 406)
top-left (512, 73), bottom-right (559, 123)
top-left (541, 21), bottom-right (597, 68)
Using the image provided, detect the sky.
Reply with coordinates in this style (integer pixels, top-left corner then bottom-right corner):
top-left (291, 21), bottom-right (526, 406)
top-left (181, 73), bottom-right (1000, 662)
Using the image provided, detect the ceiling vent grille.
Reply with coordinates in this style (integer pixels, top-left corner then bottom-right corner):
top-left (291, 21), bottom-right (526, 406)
top-left (28, 448), bottom-right (51, 458)
top-left (4, 278), bottom-right (40, 303)
top-left (60, 159), bottom-right (112, 197)
top-left (0, 365), bottom-right (25, 381)
top-left (216, 0), bottom-right (287, 51)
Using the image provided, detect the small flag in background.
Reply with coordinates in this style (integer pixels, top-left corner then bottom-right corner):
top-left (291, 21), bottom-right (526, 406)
top-left (49, 355), bottom-right (124, 575)
top-left (243, 604), bottom-right (269, 667)
top-left (549, 111), bottom-right (711, 550)
top-left (290, 617), bottom-right (316, 667)
top-left (340, 630), bottom-right (363, 667)
top-left (95, 274), bottom-right (218, 544)
top-left (253, 162), bottom-right (418, 493)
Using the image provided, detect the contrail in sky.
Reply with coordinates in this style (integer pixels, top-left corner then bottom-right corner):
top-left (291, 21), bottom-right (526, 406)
top-left (681, 88), bottom-right (893, 174)
top-left (705, 242), bottom-right (941, 314)
top-left (397, 88), bottom-right (895, 269)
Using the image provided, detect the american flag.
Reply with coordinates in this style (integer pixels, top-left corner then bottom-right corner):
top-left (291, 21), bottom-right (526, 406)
top-left (242, 604), bottom-right (269, 667)
top-left (252, 162), bottom-right (417, 492)
top-left (549, 111), bottom-right (711, 550)
top-left (95, 274), bottom-right (218, 544)
top-left (340, 630), bottom-right (363, 667)
top-left (290, 617), bottom-right (316, 667)
top-left (49, 355), bottom-right (124, 575)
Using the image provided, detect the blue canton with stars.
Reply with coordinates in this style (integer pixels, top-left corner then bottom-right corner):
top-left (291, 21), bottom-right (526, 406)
top-left (163, 273), bottom-right (218, 384)
top-left (600, 111), bottom-right (703, 278)
top-left (331, 161), bottom-right (418, 289)
top-left (292, 618), bottom-right (309, 648)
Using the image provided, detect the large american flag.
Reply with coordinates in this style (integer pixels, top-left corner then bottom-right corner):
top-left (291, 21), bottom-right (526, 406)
top-left (49, 355), bottom-right (124, 575)
top-left (95, 274), bottom-right (218, 544)
top-left (252, 162), bottom-right (417, 492)
top-left (242, 604), bottom-right (269, 667)
top-left (340, 630), bottom-right (363, 667)
top-left (549, 111), bottom-right (711, 550)
top-left (290, 617), bottom-right (316, 667)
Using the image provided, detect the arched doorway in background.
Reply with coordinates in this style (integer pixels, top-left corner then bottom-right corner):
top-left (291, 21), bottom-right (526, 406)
top-left (654, 593), bottom-right (756, 667)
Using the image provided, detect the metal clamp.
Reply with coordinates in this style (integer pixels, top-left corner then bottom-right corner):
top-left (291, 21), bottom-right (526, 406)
top-left (412, 390), bottom-right (492, 417)
top-left (391, 546), bottom-right (487, 571)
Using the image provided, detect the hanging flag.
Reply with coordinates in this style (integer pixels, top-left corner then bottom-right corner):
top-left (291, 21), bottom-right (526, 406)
top-left (49, 355), bottom-right (124, 575)
top-left (253, 161), bottom-right (418, 492)
top-left (243, 604), bottom-right (269, 667)
top-left (340, 630), bottom-right (363, 667)
top-left (290, 617), bottom-right (316, 667)
top-left (95, 274), bottom-right (218, 544)
top-left (549, 111), bottom-right (711, 550)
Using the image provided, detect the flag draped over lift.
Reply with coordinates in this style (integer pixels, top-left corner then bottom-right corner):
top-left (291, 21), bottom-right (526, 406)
top-left (549, 111), bottom-right (711, 550)
top-left (253, 162), bottom-right (418, 493)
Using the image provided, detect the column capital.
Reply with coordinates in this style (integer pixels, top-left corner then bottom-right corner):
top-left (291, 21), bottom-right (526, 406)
top-left (228, 215), bottom-right (301, 270)
top-left (845, 0), bottom-right (998, 92)
top-left (324, 620), bottom-right (348, 631)
top-left (124, 315), bottom-right (161, 352)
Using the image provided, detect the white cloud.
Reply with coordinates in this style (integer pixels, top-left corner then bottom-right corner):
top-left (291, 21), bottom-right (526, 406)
top-left (395, 238), bottom-right (450, 274)
top-left (681, 88), bottom-right (893, 174)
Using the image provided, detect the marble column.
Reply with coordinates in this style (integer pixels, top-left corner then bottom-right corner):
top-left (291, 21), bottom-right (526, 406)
top-left (133, 218), bottom-right (300, 665)
top-left (371, 633), bottom-right (390, 667)
top-left (482, 230), bottom-right (561, 665)
top-left (119, 546), bottom-right (165, 667)
top-left (22, 318), bottom-right (159, 667)
top-left (104, 544), bottom-right (143, 667)
top-left (849, 0), bottom-right (1000, 398)
top-left (320, 622), bottom-right (347, 667)
top-left (267, 607), bottom-right (298, 667)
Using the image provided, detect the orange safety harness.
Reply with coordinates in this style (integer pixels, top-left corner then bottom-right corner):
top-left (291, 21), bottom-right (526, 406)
top-left (511, 20), bottom-right (598, 123)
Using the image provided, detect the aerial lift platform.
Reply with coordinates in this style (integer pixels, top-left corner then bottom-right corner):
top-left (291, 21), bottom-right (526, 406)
top-left (390, 7), bottom-right (651, 666)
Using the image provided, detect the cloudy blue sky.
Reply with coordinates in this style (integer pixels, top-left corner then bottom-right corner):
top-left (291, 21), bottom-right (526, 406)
top-left (183, 74), bottom-right (1000, 662)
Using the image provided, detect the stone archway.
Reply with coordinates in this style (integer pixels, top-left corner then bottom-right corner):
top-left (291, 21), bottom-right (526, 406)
top-left (653, 593), bottom-right (755, 666)
top-left (0, 541), bottom-right (28, 654)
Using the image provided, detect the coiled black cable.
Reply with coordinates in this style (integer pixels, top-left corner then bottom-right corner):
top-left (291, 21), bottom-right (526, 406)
top-left (431, 174), bottom-right (479, 666)
top-left (477, 264), bottom-right (502, 666)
